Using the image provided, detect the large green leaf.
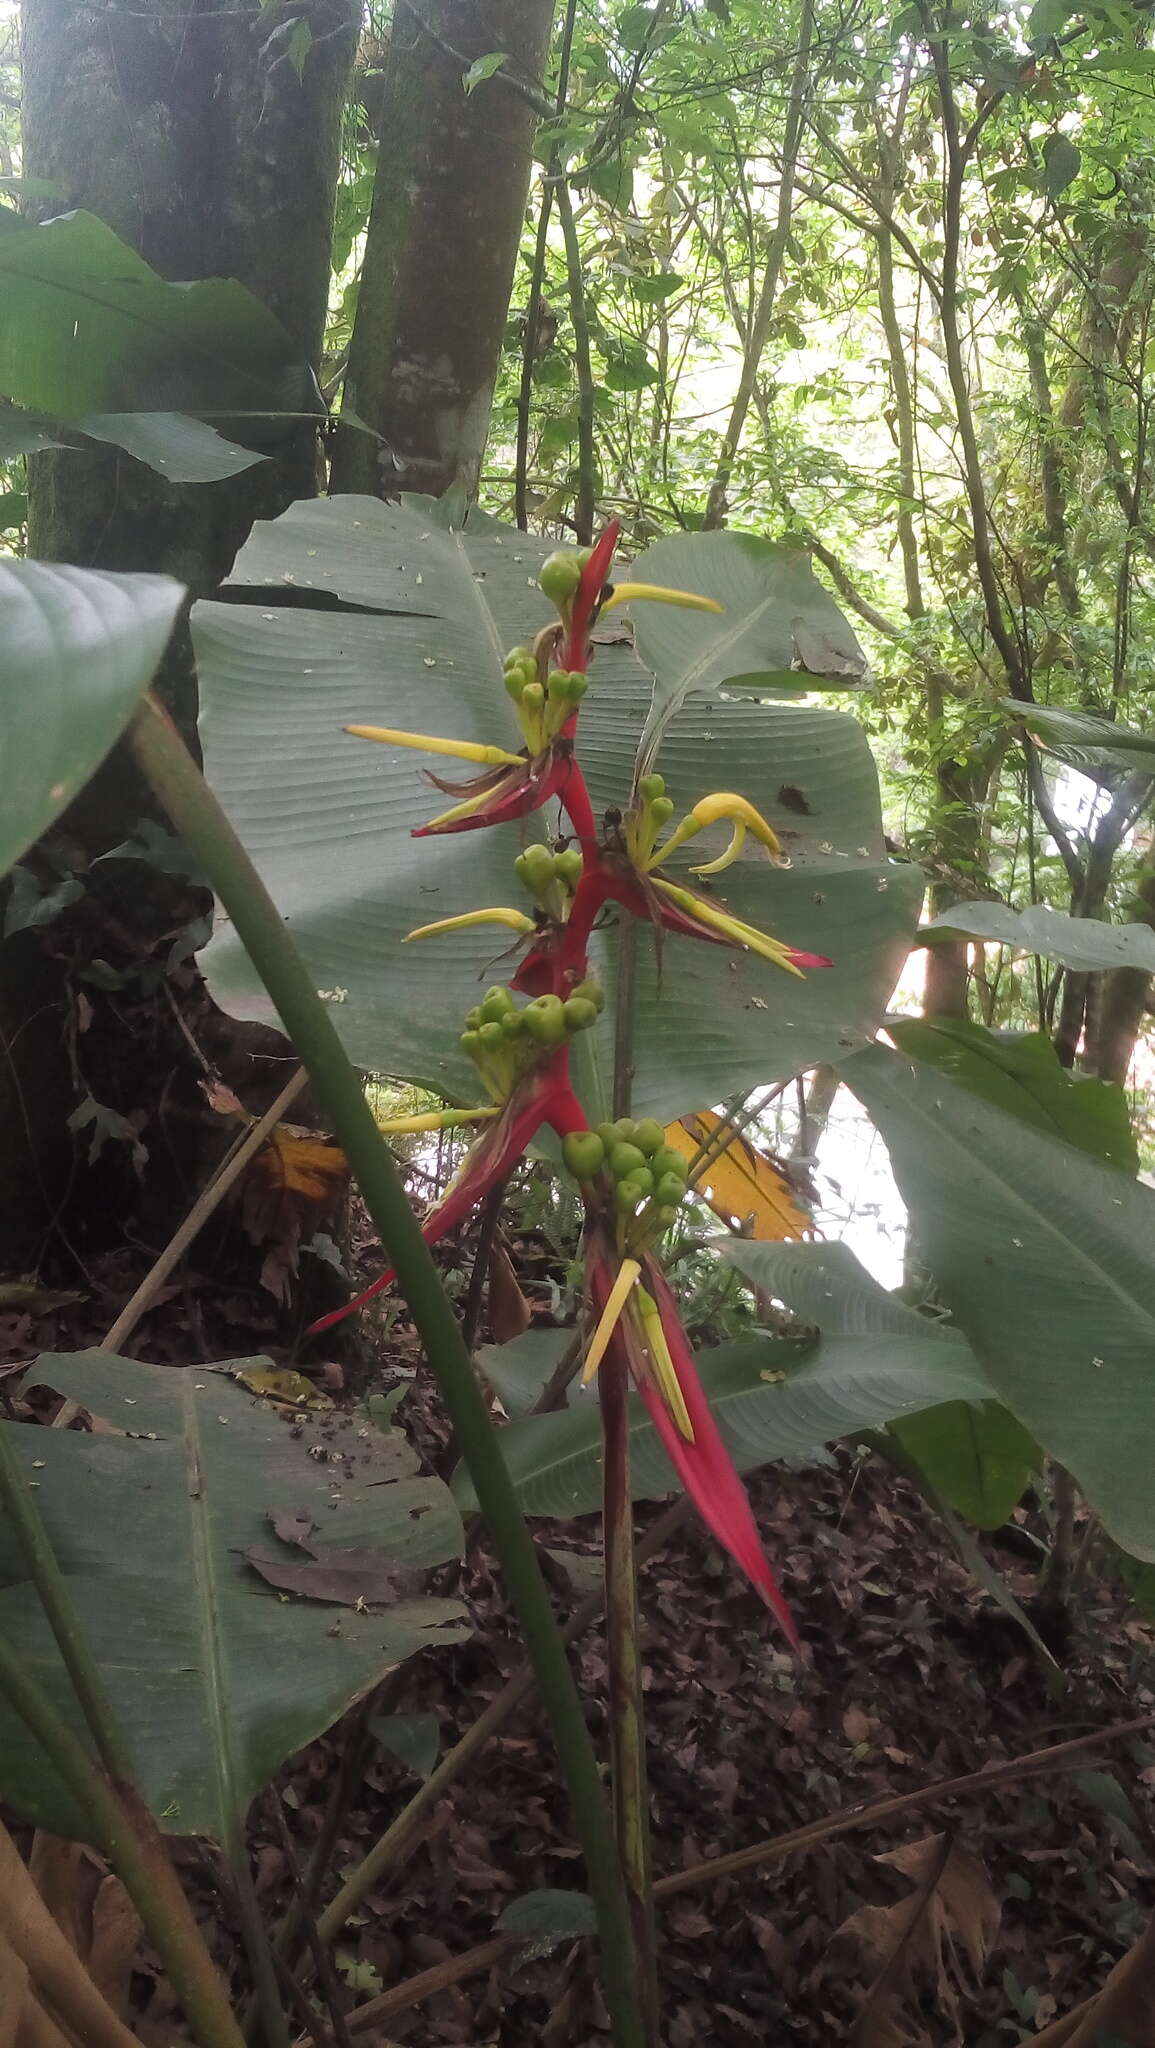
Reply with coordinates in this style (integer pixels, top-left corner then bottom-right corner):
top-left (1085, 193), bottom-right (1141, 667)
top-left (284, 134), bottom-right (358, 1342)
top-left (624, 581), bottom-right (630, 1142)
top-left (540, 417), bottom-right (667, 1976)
top-left (627, 528), bottom-right (867, 769)
top-left (194, 496), bottom-right (920, 1119)
top-left (0, 1352), bottom-right (468, 1840)
top-left (0, 403), bottom-right (265, 480)
top-left (844, 1044), bottom-right (1155, 1562)
top-left (922, 900), bottom-right (1155, 972)
top-left (455, 1326), bottom-right (992, 1519)
top-left (0, 560), bottom-right (183, 879)
top-left (0, 210), bottom-right (307, 418)
top-left (1002, 698), bottom-right (1155, 777)
top-left (887, 1016), bottom-right (1138, 1172)
top-left (713, 1236), bottom-right (1037, 1528)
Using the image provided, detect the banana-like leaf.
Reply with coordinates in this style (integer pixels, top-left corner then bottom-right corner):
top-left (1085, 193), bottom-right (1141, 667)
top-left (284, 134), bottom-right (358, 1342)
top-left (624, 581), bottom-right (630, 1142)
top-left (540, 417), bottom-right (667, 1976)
top-left (0, 1352), bottom-right (467, 1841)
top-left (0, 210), bottom-right (307, 417)
top-left (194, 496), bottom-right (920, 1119)
top-left (0, 561), bottom-right (183, 879)
top-left (455, 1326), bottom-right (993, 1519)
top-left (921, 901), bottom-right (1155, 972)
top-left (887, 1016), bottom-right (1137, 1172)
top-left (627, 528), bottom-right (867, 769)
top-left (713, 1238), bottom-right (1038, 1528)
top-left (844, 1044), bottom-right (1155, 1562)
top-left (1002, 697), bottom-right (1155, 777)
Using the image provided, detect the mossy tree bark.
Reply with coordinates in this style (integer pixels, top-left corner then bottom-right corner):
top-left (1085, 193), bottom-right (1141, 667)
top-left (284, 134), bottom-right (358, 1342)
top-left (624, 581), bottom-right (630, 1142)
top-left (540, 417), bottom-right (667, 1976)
top-left (330, 0), bottom-right (556, 502)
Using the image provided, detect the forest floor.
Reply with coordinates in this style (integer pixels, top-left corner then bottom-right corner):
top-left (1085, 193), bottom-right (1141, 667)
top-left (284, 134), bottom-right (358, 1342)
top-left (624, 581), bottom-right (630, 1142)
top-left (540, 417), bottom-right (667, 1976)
top-left (5, 1229), bottom-right (1155, 2048)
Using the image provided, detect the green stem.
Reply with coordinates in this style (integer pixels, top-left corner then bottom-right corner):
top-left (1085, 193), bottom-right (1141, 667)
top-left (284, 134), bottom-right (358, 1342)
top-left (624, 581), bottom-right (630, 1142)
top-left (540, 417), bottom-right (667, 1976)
top-left (0, 1627), bottom-right (245, 2048)
top-left (601, 1358), bottom-right (660, 2042)
top-left (127, 694), bottom-right (644, 2048)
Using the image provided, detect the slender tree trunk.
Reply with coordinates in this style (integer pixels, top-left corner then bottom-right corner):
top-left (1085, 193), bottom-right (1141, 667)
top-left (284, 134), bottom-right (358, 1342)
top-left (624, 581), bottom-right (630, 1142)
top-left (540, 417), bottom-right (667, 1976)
top-left (330, 0), bottom-right (556, 501)
top-left (702, 0), bottom-right (813, 529)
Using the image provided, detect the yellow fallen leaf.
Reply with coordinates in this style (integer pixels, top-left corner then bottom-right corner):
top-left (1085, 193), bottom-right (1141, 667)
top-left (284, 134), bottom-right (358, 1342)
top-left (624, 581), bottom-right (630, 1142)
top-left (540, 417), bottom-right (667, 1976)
top-left (663, 1111), bottom-right (809, 1239)
top-left (256, 1127), bottom-right (348, 1201)
top-left (235, 1366), bottom-right (334, 1410)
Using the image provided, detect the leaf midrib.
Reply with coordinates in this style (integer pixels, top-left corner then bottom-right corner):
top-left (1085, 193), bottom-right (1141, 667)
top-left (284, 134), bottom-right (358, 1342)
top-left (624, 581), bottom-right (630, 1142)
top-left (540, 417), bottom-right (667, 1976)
top-left (180, 1380), bottom-right (241, 1849)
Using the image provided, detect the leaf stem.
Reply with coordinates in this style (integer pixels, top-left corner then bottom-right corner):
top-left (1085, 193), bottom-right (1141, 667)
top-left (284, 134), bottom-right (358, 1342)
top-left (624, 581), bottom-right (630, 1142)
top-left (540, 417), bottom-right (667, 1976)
top-left (0, 1626), bottom-right (245, 2048)
top-left (127, 693), bottom-right (645, 2048)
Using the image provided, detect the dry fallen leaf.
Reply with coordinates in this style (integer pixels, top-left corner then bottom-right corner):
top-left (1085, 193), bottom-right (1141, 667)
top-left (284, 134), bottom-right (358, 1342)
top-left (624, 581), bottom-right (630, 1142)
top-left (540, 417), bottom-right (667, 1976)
top-left (235, 1365), bottom-right (334, 1411)
top-left (832, 1833), bottom-right (1000, 2046)
top-left (662, 1111), bottom-right (810, 1238)
top-left (245, 1545), bottom-right (421, 1608)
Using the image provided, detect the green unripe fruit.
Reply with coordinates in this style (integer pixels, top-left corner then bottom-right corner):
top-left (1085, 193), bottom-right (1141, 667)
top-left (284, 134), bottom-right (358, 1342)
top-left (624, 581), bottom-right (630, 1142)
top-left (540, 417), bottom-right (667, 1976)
top-left (555, 849), bottom-right (584, 890)
top-left (460, 1029), bottom-right (482, 1060)
top-left (502, 669), bottom-right (526, 702)
top-left (655, 1173), bottom-right (687, 1208)
top-left (639, 773), bottom-right (666, 802)
top-left (564, 671), bottom-right (588, 702)
top-left (464, 1007), bottom-right (482, 1029)
top-left (478, 1021), bottom-right (506, 1051)
top-left (649, 1147), bottom-right (688, 1183)
top-left (595, 1121), bottom-right (620, 1152)
top-left (479, 986), bottom-right (514, 1022)
top-left (568, 976), bottom-right (605, 1012)
top-left (504, 645), bottom-right (534, 670)
top-left (561, 1130), bottom-right (606, 1183)
top-left (614, 1116), bottom-right (638, 1140)
top-left (523, 993), bottom-right (567, 1045)
top-left (500, 1010), bottom-right (525, 1038)
top-left (539, 550), bottom-right (583, 606)
top-left (650, 796), bottom-right (675, 828)
top-left (521, 681), bottom-right (545, 721)
top-left (610, 1142), bottom-right (647, 1181)
top-left (631, 1166), bottom-right (654, 1199)
top-left (547, 669), bottom-right (571, 700)
top-left (652, 1204), bottom-right (680, 1229)
top-left (615, 1176), bottom-right (647, 1213)
top-left (562, 996), bottom-right (598, 1034)
top-left (632, 1117), bottom-right (665, 1156)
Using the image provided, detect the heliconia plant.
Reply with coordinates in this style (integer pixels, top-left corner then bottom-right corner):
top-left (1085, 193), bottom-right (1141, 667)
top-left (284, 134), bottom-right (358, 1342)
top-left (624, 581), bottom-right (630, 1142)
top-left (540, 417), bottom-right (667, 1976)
top-left (311, 523), bottom-right (822, 1644)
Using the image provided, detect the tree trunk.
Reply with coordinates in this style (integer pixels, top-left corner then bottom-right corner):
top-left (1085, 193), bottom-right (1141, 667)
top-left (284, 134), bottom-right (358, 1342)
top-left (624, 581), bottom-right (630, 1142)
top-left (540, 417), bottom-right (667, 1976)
top-left (330, 0), bottom-right (556, 501)
top-left (5, 0), bottom-right (356, 1268)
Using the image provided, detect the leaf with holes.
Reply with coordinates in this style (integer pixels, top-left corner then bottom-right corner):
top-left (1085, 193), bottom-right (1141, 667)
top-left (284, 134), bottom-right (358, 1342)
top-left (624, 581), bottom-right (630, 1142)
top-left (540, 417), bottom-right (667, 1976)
top-left (663, 1112), bottom-right (810, 1236)
top-left (0, 1351), bottom-right (467, 1841)
top-left (921, 901), bottom-right (1155, 973)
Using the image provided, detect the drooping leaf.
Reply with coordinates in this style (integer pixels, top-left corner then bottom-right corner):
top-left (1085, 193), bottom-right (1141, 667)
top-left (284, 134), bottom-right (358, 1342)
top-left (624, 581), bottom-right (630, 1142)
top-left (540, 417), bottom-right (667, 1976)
top-left (0, 1351), bottom-right (467, 1840)
top-left (887, 1016), bottom-right (1138, 1172)
top-left (0, 561), bottom-right (183, 881)
top-left (662, 1112), bottom-right (810, 1236)
top-left (714, 1238), bottom-right (1038, 1528)
top-left (194, 496), bottom-right (920, 1122)
top-left (462, 50), bottom-right (509, 94)
top-left (921, 901), bottom-right (1155, 973)
top-left (456, 1326), bottom-right (993, 1518)
top-left (627, 528), bottom-right (868, 769)
top-left (0, 210), bottom-right (307, 419)
top-left (478, 1327), bottom-right (572, 1417)
top-left (368, 1711), bottom-right (441, 1780)
top-left (1041, 133), bottom-right (1080, 198)
top-left (497, 1889), bottom-right (597, 1945)
top-left (844, 1044), bottom-right (1155, 1563)
top-left (1001, 697), bottom-right (1155, 776)
top-left (73, 410), bottom-right (266, 481)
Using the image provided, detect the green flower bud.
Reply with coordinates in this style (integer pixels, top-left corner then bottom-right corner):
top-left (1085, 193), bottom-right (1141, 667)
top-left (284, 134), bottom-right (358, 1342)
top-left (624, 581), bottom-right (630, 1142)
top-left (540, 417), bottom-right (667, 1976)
top-left (562, 996), bottom-right (598, 1034)
top-left (650, 1147), bottom-right (688, 1183)
top-left (650, 796), bottom-right (675, 828)
top-left (564, 671), bottom-right (588, 702)
top-left (639, 773), bottom-right (666, 802)
top-left (555, 848), bottom-right (584, 890)
top-left (568, 975), bottom-right (605, 1011)
top-left (479, 986), bottom-right (514, 1022)
top-left (632, 1117), bottom-right (666, 1156)
top-left (504, 645), bottom-right (534, 670)
top-left (547, 668), bottom-right (571, 701)
top-left (654, 1172), bottom-right (687, 1208)
top-left (561, 1130), bottom-right (606, 1183)
top-left (521, 681), bottom-right (545, 723)
top-left (610, 1142), bottom-right (647, 1181)
top-left (478, 1021), bottom-right (506, 1052)
top-left (615, 1175), bottom-right (647, 1213)
top-left (539, 550), bottom-right (583, 606)
top-left (502, 669), bottom-right (526, 702)
top-left (523, 993), bottom-right (567, 1045)
top-left (501, 1010), bottom-right (525, 1037)
top-left (464, 1007), bottom-right (482, 1029)
top-left (460, 1029), bottom-right (482, 1060)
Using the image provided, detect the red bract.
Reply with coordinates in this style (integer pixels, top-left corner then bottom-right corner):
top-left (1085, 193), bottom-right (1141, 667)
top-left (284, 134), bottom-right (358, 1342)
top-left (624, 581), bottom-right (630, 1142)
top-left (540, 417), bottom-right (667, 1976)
top-left (412, 734), bottom-right (578, 840)
top-left (586, 1244), bottom-right (799, 1648)
top-left (562, 520), bottom-right (621, 671)
top-left (308, 1056), bottom-right (586, 1334)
